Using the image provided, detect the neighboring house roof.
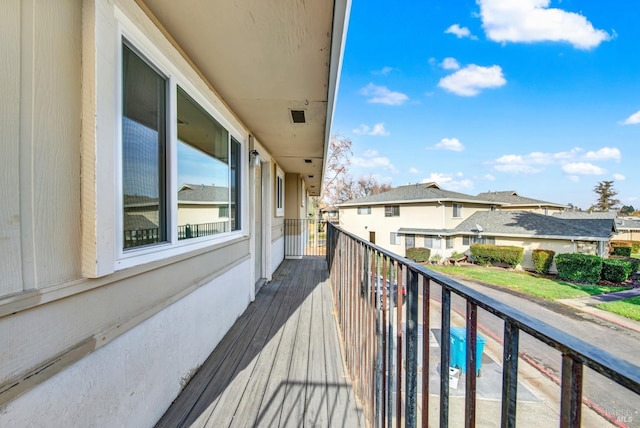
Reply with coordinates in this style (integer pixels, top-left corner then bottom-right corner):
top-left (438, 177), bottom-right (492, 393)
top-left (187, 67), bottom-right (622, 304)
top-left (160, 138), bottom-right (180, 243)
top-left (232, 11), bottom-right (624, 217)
top-left (615, 217), bottom-right (640, 231)
top-left (123, 195), bottom-right (159, 208)
top-left (178, 184), bottom-right (228, 203)
top-left (338, 183), bottom-right (498, 206)
top-left (397, 227), bottom-right (457, 236)
top-left (124, 215), bottom-right (158, 231)
top-left (553, 211), bottom-right (617, 219)
top-left (476, 190), bottom-right (567, 209)
top-left (454, 211), bottom-right (615, 240)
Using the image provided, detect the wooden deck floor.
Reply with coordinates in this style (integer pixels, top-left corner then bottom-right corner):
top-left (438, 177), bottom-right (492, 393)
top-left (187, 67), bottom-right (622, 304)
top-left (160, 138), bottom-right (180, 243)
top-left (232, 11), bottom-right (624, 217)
top-left (155, 257), bottom-right (364, 428)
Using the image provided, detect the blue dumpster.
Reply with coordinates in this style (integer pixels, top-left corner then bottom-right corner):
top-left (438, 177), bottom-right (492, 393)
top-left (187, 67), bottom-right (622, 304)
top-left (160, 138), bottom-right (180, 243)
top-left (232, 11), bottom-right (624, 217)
top-left (449, 327), bottom-right (486, 375)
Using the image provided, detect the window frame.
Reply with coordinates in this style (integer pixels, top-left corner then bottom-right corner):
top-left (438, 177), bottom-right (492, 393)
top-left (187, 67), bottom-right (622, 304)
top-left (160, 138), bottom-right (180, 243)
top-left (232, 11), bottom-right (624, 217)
top-left (390, 232), bottom-right (399, 245)
top-left (357, 206), bottom-right (371, 215)
top-left (453, 203), bottom-right (463, 218)
top-left (112, 16), bottom-right (246, 271)
top-left (275, 167), bottom-right (285, 217)
top-left (385, 205), bottom-right (400, 217)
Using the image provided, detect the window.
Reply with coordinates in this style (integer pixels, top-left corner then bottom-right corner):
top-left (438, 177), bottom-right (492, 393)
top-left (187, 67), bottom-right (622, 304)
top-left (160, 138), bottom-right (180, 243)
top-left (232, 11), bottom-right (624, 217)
top-left (120, 40), bottom-right (243, 253)
top-left (390, 232), bottom-right (399, 245)
top-left (446, 237), bottom-right (454, 249)
top-left (453, 203), bottom-right (462, 218)
top-left (463, 236), bottom-right (495, 245)
top-left (276, 168), bottom-right (284, 217)
top-left (405, 234), bottom-right (415, 249)
top-left (357, 206), bottom-right (371, 215)
top-left (385, 205), bottom-right (400, 217)
top-left (424, 236), bottom-right (440, 249)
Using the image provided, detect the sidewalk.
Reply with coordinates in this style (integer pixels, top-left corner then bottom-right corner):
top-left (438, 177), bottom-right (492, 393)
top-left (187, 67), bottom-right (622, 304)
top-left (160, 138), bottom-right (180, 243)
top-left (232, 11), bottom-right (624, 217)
top-left (558, 287), bottom-right (640, 333)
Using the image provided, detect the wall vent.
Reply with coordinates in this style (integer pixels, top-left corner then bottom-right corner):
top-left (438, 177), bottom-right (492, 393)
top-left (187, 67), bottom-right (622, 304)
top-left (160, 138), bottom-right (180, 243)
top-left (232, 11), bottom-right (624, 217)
top-left (290, 109), bottom-right (306, 124)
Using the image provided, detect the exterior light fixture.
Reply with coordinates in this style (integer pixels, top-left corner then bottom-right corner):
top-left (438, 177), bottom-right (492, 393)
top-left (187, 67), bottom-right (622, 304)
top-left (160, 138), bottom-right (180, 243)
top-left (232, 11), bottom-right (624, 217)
top-left (250, 149), bottom-right (261, 167)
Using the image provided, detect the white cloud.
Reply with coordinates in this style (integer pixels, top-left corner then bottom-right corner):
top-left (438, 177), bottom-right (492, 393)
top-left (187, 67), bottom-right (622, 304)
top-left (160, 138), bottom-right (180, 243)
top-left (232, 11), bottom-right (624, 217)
top-left (613, 173), bottom-right (626, 181)
top-left (433, 137), bottom-right (465, 152)
top-left (584, 147), bottom-right (621, 161)
top-left (621, 110), bottom-right (640, 125)
top-left (352, 151), bottom-right (398, 172)
top-left (359, 83), bottom-right (409, 105)
top-left (420, 173), bottom-right (473, 191)
top-left (444, 24), bottom-right (477, 40)
top-left (562, 162), bottom-right (606, 175)
top-left (491, 147), bottom-right (616, 175)
top-left (438, 64), bottom-right (506, 96)
top-left (409, 167), bottom-right (421, 174)
top-left (372, 66), bottom-right (395, 75)
top-left (440, 57), bottom-right (461, 70)
top-left (483, 174), bottom-right (496, 180)
top-left (493, 154), bottom-right (543, 173)
top-left (478, 0), bottom-right (612, 50)
top-left (353, 123), bottom-right (390, 136)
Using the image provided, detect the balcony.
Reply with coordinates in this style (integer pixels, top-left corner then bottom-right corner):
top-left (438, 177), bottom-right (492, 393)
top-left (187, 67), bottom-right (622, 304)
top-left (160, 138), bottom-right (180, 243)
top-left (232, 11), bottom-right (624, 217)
top-left (158, 222), bottom-right (639, 427)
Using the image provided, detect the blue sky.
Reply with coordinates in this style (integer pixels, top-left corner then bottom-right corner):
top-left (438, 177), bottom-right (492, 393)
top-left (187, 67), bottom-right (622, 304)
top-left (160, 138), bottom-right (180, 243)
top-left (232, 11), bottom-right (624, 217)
top-left (331, 0), bottom-right (640, 209)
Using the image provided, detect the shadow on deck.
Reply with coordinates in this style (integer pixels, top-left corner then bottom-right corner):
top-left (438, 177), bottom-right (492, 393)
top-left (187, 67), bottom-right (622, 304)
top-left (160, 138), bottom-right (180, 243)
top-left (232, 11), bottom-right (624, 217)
top-left (155, 257), bottom-right (364, 428)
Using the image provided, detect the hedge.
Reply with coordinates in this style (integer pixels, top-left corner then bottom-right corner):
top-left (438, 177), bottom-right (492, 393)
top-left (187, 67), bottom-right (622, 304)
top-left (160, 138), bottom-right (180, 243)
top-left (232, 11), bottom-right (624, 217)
top-left (406, 247), bottom-right (431, 263)
top-left (555, 253), bottom-right (603, 284)
top-left (610, 256), bottom-right (640, 275)
top-left (601, 258), bottom-right (633, 283)
top-left (470, 244), bottom-right (523, 268)
top-left (611, 246), bottom-right (632, 257)
top-left (611, 240), bottom-right (640, 254)
top-left (532, 249), bottom-right (555, 274)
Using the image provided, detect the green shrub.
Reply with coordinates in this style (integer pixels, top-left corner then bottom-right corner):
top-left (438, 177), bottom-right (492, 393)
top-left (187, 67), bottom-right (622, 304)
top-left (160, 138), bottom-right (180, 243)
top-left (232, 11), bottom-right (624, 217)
top-left (601, 258), bottom-right (632, 283)
top-left (470, 244), bottom-right (523, 268)
top-left (450, 251), bottom-right (466, 259)
top-left (611, 246), bottom-right (632, 257)
top-left (610, 256), bottom-right (640, 274)
top-left (532, 249), bottom-right (555, 274)
top-left (633, 242), bottom-right (640, 254)
top-left (555, 253), bottom-right (603, 284)
top-left (406, 247), bottom-right (431, 263)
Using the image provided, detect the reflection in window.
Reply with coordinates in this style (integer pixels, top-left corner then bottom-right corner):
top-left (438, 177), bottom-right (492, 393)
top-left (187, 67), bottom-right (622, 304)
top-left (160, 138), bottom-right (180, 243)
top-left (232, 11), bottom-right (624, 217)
top-left (122, 43), bottom-right (167, 250)
top-left (177, 87), bottom-right (231, 240)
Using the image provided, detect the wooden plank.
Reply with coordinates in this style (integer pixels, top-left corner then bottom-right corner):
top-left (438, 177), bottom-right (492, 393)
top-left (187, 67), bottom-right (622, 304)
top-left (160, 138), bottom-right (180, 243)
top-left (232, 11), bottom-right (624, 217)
top-left (278, 259), bottom-right (314, 427)
top-left (254, 258), bottom-right (315, 427)
top-left (201, 260), bottom-right (303, 426)
top-left (225, 259), bottom-right (313, 426)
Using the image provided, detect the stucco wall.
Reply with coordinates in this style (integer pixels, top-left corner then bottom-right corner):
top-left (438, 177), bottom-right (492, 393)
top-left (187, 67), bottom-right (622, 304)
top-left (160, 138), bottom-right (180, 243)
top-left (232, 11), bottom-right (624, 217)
top-left (1, 260), bottom-right (251, 427)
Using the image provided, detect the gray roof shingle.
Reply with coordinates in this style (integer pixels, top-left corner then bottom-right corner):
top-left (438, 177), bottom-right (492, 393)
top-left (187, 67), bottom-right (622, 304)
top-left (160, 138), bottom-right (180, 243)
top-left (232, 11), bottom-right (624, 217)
top-left (476, 190), bottom-right (566, 208)
top-left (178, 184), bottom-right (228, 203)
top-left (339, 183), bottom-right (497, 206)
top-left (455, 211), bottom-right (614, 239)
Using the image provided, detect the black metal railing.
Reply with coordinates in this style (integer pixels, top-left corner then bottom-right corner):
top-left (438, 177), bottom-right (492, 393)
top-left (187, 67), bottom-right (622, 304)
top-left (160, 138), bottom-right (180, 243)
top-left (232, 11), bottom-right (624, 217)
top-left (178, 221), bottom-right (228, 240)
top-left (326, 222), bottom-right (640, 428)
top-left (284, 219), bottom-right (327, 257)
top-left (123, 227), bottom-right (160, 249)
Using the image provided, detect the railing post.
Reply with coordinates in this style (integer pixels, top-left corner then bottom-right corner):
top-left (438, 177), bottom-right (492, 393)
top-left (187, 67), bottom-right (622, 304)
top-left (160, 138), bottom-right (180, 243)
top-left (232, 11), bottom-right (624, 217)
top-left (465, 302), bottom-right (478, 428)
top-left (440, 288), bottom-right (451, 428)
top-left (405, 268), bottom-right (419, 427)
top-left (501, 321), bottom-right (519, 428)
top-left (560, 354), bottom-right (583, 428)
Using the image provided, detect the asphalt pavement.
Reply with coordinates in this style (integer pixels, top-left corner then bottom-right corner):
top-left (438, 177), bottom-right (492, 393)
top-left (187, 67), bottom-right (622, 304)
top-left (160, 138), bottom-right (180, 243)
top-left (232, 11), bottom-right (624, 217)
top-left (420, 276), bottom-right (640, 427)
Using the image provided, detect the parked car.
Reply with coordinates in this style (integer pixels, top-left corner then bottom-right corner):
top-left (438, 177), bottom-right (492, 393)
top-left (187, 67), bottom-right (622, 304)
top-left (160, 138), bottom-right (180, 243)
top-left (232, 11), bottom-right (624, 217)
top-left (372, 276), bottom-right (406, 307)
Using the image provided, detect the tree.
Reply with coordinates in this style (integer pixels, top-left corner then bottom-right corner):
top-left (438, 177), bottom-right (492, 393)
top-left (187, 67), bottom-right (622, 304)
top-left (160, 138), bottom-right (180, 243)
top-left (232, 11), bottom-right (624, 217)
top-left (321, 135), bottom-right (392, 204)
top-left (620, 205), bottom-right (635, 216)
top-left (592, 180), bottom-right (620, 211)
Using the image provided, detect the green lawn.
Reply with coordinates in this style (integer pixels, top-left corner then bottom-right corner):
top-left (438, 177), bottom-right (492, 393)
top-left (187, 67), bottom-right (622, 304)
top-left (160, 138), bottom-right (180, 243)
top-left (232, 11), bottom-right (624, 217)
top-left (595, 296), bottom-right (640, 321)
top-left (426, 265), bottom-right (628, 300)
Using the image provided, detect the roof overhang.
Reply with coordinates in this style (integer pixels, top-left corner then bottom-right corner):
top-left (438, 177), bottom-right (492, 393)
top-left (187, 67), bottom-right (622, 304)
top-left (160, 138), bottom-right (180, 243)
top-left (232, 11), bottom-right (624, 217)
top-left (138, 0), bottom-right (351, 196)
